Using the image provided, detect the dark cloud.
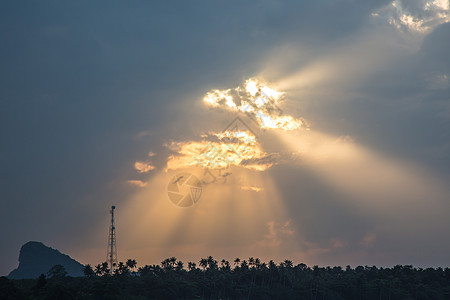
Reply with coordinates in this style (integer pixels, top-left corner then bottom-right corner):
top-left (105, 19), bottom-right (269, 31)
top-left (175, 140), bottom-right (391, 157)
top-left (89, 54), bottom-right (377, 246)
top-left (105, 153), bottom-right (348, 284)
top-left (241, 153), bottom-right (281, 167)
top-left (0, 0), bottom-right (449, 275)
top-left (353, 22), bottom-right (450, 173)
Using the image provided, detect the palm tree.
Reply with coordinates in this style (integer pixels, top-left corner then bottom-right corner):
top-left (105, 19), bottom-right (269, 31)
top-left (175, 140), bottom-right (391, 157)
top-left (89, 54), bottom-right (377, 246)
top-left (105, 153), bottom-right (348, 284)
top-left (93, 262), bottom-right (110, 277)
top-left (199, 258), bottom-right (208, 271)
top-left (94, 264), bottom-right (102, 276)
top-left (248, 257), bottom-right (255, 269)
top-left (255, 258), bottom-right (261, 270)
top-left (169, 257), bottom-right (177, 267)
top-left (100, 262), bottom-right (110, 276)
top-left (206, 256), bottom-right (218, 270)
top-left (83, 264), bottom-right (94, 277)
top-left (221, 259), bottom-right (230, 271)
top-left (175, 260), bottom-right (184, 271)
top-left (161, 258), bottom-right (176, 271)
top-left (283, 259), bottom-right (293, 268)
top-left (116, 261), bottom-right (129, 275)
top-left (187, 262), bottom-right (197, 271)
top-left (268, 260), bottom-right (277, 287)
top-left (240, 260), bottom-right (248, 270)
top-left (126, 259), bottom-right (137, 275)
top-left (234, 258), bottom-right (241, 268)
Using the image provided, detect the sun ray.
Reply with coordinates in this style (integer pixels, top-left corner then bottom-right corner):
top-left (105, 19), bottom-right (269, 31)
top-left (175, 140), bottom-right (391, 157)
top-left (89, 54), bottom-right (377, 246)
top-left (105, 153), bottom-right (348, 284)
top-left (277, 130), bottom-right (450, 219)
top-left (118, 164), bottom-right (294, 265)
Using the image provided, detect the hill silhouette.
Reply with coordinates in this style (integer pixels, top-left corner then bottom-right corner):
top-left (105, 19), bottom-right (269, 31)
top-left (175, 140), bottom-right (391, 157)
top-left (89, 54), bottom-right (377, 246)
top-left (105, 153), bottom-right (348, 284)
top-left (3, 255), bottom-right (450, 299)
top-left (8, 241), bottom-right (83, 279)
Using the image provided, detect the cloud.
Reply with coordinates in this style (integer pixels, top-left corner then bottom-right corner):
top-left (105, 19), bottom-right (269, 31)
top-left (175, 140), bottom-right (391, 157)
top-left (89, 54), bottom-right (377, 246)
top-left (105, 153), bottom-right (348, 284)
top-left (241, 185), bottom-right (263, 192)
top-left (331, 238), bottom-right (348, 249)
top-left (258, 220), bottom-right (295, 248)
top-left (134, 161), bottom-right (155, 173)
top-left (240, 153), bottom-right (280, 171)
top-left (204, 78), bottom-right (306, 131)
top-left (127, 180), bottom-right (148, 188)
top-left (373, 0), bottom-right (450, 33)
top-left (165, 130), bottom-right (276, 171)
top-left (2, 0), bottom-right (450, 276)
top-left (361, 233), bottom-right (377, 248)
top-left (163, 78), bottom-right (304, 174)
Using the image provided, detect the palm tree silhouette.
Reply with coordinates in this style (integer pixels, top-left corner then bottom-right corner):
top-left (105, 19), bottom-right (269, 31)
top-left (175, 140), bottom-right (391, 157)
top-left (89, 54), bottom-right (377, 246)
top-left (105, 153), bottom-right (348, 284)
top-left (234, 258), bottom-right (241, 268)
top-left (187, 262), bottom-right (197, 271)
top-left (199, 258), bottom-right (208, 271)
top-left (126, 259), bottom-right (137, 275)
top-left (206, 256), bottom-right (218, 270)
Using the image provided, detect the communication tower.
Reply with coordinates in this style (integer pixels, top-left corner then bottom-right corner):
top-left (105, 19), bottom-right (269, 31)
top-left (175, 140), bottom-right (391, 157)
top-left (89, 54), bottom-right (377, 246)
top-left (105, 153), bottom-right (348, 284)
top-left (107, 205), bottom-right (118, 274)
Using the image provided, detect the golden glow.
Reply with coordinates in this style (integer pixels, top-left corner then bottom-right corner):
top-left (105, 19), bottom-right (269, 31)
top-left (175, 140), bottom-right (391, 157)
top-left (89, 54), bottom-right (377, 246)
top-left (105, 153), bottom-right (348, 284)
top-left (261, 85), bottom-right (281, 100)
top-left (241, 185), bottom-right (263, 192)
top-left (245, 79), bottom-right (259, 96)
top-left (215, 130), bottom-right (256, 144)
top-left (277, 130), bottom-right (449, 217)
top-left (431, 0), bottom-right (449, 10)
top-left (257, 113), bottom-right (303, 131)
top-left (397, 14), bottom-right (427, 32)
top-left (203, 78), bottom-right (304, 131)
top-left (204, 89), bottom-right (236, 108)
top-left (134, 161), bottom-right (155, 173)
top-left (127, 180), bottom-right (148, 188)
top-left (166, 130), bottom-right (274, 171)
top-left (113, 167), bottom-right (294, 269)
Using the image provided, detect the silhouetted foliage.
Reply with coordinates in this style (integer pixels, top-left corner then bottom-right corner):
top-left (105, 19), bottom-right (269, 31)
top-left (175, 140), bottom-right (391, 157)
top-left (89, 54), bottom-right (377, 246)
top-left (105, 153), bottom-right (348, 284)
top-left (47, 264), bottom-right (67, 279)
top-left (35, 274), bottom-right (47, 290)
top-left (83, 264), bottom-right (95, 277)
top-left (5, 258), bottom-right (450, 299)
top-left (0, 276), bottom-right (22, 300)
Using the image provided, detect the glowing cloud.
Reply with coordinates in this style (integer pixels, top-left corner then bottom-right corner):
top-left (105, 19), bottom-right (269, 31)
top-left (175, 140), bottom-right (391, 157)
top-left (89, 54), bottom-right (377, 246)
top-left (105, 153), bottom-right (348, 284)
top-left (374, 0), bottom-right (450, 33)
top-left (426, 0), bottom-right (450, 11)
top-left (127, 180), bottom-right (148, 188)
top-left (203, 78), bottom-right (305, 131)
top-left (134, 161), bottom-right (155, 173)
top-left (166, 130), bottom-right (276, 171)
top-left (241, 185), bottom-right (263, 192)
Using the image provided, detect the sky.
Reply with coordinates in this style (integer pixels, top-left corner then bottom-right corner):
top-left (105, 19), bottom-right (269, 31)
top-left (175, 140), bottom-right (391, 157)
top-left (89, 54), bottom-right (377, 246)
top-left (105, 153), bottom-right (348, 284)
top-left (1, 0), bottom-right (450, 276)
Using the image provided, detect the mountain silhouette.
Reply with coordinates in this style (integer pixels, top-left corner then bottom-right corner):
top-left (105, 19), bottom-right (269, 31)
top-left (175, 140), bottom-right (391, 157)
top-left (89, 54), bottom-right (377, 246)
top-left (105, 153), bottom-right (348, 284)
top-left (8, 241), bottom-right (84, 279)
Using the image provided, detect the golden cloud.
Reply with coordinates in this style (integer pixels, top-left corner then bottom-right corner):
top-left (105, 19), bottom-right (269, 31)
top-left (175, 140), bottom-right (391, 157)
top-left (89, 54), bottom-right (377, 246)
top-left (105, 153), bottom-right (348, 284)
top-left (134, 161), bottom-right (155, 173)
top-left (166, 130), bottom-right (276, 171)
top-left (127, 180), bottom-right (148, 188)
top-left (204, 78), bottom-right (305, 131)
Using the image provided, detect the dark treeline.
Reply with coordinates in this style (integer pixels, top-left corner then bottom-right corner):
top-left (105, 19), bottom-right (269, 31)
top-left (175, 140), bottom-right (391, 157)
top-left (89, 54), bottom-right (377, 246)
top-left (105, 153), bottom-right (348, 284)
top-left (2, 256), bottom-right (450, 299)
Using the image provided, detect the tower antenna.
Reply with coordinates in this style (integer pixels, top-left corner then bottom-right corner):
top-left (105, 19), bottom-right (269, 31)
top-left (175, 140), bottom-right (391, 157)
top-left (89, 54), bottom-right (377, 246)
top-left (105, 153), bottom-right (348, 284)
top-left (107, 205), bottom-right (118, 274)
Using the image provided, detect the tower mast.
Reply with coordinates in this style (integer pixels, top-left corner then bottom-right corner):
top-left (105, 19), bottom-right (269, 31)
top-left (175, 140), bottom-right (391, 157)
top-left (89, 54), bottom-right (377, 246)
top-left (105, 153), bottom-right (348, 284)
top-left (107, 205), bottom-right (118, 274)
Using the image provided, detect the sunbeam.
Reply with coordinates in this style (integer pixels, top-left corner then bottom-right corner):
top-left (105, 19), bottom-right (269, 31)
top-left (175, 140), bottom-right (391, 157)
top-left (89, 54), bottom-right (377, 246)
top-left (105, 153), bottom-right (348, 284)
top-left (118, 165), bottom-right (293, 265)
top-left (277, 130), bottom-right (450, 221)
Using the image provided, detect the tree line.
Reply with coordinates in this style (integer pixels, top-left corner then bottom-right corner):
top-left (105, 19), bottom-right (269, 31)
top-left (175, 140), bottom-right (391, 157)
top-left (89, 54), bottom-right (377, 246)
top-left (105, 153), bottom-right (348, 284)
top-left (2, 256), bottom-right (450, 299)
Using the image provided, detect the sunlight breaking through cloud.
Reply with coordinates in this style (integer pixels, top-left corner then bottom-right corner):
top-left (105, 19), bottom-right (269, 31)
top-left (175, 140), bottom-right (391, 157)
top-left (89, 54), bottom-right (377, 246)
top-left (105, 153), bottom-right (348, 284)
top-left (166, 130), bottom-right (276, 171)
top-left (163, 79), bottom-right (306, 172)
top-left (204, 78), bottom-right (305, 131)
top-left (374, 0), bottom-right (450, 33)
